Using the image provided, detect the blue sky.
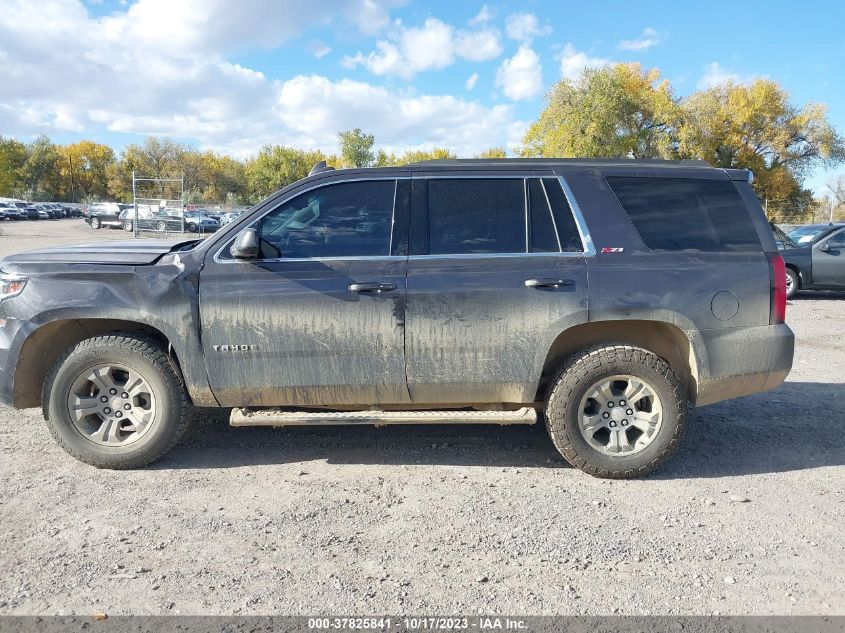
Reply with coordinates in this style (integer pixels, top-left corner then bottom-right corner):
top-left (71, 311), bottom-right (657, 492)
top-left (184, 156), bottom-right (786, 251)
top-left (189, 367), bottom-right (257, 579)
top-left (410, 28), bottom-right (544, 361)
top-left (1, 0), bottom-right (844, 194)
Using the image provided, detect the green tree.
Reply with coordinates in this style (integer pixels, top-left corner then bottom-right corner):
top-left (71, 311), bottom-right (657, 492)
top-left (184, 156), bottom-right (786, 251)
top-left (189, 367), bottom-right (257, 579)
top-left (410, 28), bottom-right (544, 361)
top-left (0, 136), bottom-right (28, 197)
top-left (244, 145), bottom-right (327, 202)
top-left (522, 63), bottom-right (679, 159)
top-left (21, 134), bottom-right (61, 200)
top-left (476, 147), bottom-right (508, 158)
top-left (397, 147), bottom-right (457, 164)
top-left (337, 128), bottom-right (375, 167)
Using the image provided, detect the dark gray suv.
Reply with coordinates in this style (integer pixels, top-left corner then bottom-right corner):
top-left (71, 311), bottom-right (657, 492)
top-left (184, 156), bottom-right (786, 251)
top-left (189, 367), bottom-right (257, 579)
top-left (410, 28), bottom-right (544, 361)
top-left (0, 159), bottom-right (794, 477)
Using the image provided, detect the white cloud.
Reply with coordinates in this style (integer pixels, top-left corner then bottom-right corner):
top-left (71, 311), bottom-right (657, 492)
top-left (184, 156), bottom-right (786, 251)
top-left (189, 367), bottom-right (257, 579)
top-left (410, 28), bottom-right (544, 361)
top-left (505, 13), bottom-right (551, 43)
top-left (469, 4), bottom-right (495, 26)
top-left (342, 18), bottom-right (502, 78)
top-left (0, 0), bottom-right (519, 160)
top-left (496, 46), bottom-right (543, 101)
top-left (465, 72), bottom-right (479, 90)
top-left (307, 40), bottom-right (332, 59)
top-left (276, 75), bottom-right (516, 157)
top-left (557, 43), bottom-right (613, 80)
top-left (618, 27), bottom-right (664, 51)
top-left (696, 62), bottom-right (759, 89)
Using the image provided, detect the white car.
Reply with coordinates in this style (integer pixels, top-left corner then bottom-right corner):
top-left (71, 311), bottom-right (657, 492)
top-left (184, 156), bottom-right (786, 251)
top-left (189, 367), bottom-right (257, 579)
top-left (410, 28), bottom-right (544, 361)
top-left (220, 211), bottom-right (243, 226)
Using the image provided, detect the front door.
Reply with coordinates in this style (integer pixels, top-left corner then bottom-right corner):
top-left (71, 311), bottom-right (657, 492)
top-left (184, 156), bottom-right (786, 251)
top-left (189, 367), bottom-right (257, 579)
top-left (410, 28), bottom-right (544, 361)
top-left (404, 174), bottom-right (590, 404)
top-left (813, 228), bottom-right (845, 287)
top-left (199, 177), bottom-right (411, 407)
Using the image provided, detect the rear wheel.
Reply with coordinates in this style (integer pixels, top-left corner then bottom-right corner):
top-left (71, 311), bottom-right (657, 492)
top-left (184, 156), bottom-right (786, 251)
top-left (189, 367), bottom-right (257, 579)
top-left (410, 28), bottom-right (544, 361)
top-left (785, 268), bottom-right (799, 299)
top-left (44, 334), bottom-right (191, 469)
top-left (186, 223), bottom-right (197, 233)
top-left (124, 220), bottom-right (133, 232)
top-left (545, 344), bottom-right (687, 478)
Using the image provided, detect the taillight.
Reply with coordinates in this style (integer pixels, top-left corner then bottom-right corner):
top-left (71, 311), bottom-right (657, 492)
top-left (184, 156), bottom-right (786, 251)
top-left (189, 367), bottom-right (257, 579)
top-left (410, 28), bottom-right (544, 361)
top-left (769, 254), bottom-right (786, 324)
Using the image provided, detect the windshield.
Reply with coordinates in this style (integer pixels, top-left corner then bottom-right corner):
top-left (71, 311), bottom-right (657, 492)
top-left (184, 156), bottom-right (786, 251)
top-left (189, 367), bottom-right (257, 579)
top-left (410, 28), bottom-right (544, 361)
top-left (788, 225), bottom-right (832, 245)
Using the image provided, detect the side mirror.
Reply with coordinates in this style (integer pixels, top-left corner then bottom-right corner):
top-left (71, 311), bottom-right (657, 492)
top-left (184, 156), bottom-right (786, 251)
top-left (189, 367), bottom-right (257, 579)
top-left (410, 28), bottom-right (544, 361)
top-left (231, 228), bottom-right (260, 259)
top-left (819, 242), bottom-right (831, 253)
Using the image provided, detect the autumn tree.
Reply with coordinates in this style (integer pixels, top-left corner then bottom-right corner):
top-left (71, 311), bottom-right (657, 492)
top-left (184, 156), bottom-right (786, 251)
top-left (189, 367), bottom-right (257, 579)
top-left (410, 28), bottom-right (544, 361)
top-left (57, 141), bottom-right (115, 202)
top-left (678, 79), bottom-right (845, 217)
top-left (477, 147), bottom-right (508, 158)
top-left (244, 145), bottom-right (327, 202)
top-left (522, 63), bottom-right (679, 159)
top-left (337, 128), bottom-right (375, 167)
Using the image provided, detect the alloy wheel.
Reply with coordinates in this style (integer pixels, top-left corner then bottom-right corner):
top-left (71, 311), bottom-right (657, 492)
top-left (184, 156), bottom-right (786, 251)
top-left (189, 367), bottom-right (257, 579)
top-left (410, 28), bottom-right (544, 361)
top-left (577, 374), bottom-right (663, 456)
top-left (66, 363), bottom-right (156, 446)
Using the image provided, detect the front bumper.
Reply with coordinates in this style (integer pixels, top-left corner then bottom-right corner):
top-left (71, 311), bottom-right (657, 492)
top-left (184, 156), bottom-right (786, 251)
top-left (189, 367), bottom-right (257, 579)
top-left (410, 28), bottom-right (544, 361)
top-left (0, 315), bottom-right (28, 408)
top-left (694, 323), bottom-right (794, 406)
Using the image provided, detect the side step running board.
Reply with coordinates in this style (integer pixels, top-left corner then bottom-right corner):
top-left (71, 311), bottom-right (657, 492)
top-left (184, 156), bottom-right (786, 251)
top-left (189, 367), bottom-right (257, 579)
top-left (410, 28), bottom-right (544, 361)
top-left (230, 407), bottom-right (537, 427)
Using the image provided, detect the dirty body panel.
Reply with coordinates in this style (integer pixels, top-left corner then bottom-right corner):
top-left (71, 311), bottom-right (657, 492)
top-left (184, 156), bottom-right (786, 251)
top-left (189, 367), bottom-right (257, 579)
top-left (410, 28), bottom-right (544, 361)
top-left (557, 165), bottom-right (793, 405)
top-left (0, 160), bottom-right (795, 415)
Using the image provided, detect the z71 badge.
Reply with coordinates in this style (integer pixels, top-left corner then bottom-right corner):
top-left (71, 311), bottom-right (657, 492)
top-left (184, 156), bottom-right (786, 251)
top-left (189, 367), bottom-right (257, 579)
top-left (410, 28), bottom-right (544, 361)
top-left (601, 247), bottom-right (625, 253)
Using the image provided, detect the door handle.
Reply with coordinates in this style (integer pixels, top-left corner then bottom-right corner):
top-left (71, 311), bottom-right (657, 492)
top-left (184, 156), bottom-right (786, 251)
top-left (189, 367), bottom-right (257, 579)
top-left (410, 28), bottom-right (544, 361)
top-left (348, 282), bottom-right (397, 294)
top-left (524, 278), bottom-right (574, 289)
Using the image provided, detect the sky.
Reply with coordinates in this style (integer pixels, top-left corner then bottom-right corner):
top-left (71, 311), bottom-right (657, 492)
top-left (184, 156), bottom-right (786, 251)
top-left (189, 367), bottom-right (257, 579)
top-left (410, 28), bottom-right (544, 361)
top-left (1, 0), bottom-right (844, 195)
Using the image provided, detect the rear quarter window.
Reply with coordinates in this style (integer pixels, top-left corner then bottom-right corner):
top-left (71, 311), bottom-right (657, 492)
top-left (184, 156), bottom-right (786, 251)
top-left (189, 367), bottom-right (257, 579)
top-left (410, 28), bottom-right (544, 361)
top-left (606, 176), bottom-right (761, 252)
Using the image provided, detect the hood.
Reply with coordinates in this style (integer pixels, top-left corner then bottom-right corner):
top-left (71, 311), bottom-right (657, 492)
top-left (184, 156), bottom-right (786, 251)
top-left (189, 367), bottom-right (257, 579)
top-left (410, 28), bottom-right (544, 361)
top-left (779, 244), bottom-right (812, 259)
top-left (0, 240), bottom-right (198, 266)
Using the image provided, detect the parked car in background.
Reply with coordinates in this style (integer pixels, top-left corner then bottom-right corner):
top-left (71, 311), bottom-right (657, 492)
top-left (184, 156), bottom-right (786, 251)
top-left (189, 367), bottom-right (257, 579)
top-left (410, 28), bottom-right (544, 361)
top-left (86, 203), bottom-right (133, 229)
top-left (184, 210), bottom-right (220, 233)
top-left (771, 222), bottom-right (798, 250)
top-left (780, 223), bottom-right (845, 298)
top-left (220, 211), bottom-right (243, 226)
top-left (8, 202), bottom-right (29, 220)
top-left (0, 204), bottom-right (17, 220)
top-left (120, 209), bottom-right (184, 232)
top-left (24, 205), bottom-right (42, 220)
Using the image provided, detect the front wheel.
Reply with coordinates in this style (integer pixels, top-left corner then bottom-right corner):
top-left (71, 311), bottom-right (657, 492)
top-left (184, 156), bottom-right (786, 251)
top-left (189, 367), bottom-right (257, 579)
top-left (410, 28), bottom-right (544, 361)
top-left (545, 344), bottom-right (687, 478)
top-left (785, 268), bottom-right (799, 299)
top-left (44, 334), bottom-right (191, 469)
top-left (186, 223), bottom-right (197, 233)
top-left (91, 217), bottom-right (100, 229)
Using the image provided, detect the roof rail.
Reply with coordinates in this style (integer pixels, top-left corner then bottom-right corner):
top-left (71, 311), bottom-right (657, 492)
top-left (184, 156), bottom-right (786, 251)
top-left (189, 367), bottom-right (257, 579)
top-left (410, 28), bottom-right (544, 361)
top-left (309, 161), bottom-right (335, 176)
top-left (407, 158), bottom-right (711, 167)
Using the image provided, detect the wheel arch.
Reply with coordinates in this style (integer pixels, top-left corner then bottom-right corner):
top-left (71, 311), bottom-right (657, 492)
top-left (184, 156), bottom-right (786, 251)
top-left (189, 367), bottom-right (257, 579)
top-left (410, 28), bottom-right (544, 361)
top-left (13, 318), bottom-right (189, 410)
top-left (536, 320), bottom-right (700, 403)
top-left (784, 263), bottom-right (802, 285)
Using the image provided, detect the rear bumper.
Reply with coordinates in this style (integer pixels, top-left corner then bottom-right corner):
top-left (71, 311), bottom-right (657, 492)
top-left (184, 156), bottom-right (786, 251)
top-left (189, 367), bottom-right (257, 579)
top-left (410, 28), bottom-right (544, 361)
top-left (694, 323), bottom-right (794, 406)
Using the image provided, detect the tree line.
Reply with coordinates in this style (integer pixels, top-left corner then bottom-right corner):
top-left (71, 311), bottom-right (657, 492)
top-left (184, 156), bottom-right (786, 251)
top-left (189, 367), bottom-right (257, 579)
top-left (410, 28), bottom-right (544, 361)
top-left (1, 63), bottom-right (842, 220)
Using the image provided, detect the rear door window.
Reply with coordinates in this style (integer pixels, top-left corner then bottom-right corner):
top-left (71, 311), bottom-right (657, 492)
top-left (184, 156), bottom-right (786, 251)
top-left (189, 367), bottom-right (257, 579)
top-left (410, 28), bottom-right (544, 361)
top-left (426, 179), bottom-right (526, 255)
top-left (606, 176), bottom-right (761, 252)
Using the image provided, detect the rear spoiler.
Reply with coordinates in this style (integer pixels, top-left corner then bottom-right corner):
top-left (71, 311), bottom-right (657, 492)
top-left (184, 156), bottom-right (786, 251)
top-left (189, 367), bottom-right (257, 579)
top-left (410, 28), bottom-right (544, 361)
top-left (723, 168), bottom-right (753, 183)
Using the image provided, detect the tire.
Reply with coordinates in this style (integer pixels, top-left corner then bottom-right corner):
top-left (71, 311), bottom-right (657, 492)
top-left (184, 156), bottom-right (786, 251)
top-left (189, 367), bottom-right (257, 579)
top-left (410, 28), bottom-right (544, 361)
top-left (785, 268), bottom-right (799, 299)
top-left (124, 221), bottom-right (133, 232)
top-left (186, 223), bottom-right (197, 233)
top-left (91, 217), bottom-right (100, 229)
top-left (545, 344), bottom-right (687, 479)
top-left (158, 221), bottom-right (167, 232)
top-left (43, 333), bottom-right (191, 469)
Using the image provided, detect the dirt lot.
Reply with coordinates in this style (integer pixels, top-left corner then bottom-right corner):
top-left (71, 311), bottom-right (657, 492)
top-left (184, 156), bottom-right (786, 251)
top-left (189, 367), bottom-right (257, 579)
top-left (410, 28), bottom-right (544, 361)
top-left (0, 219), bottom-right (842, 616)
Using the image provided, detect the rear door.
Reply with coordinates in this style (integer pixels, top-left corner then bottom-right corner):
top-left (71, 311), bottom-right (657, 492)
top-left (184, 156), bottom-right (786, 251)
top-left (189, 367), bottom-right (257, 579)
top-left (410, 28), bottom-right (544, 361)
top-left (813, 228), bottom-right (845, 286)
top-left (199, 176), bottom-right (411, 407)
top-left (404, 172), bottom-right (590, 404)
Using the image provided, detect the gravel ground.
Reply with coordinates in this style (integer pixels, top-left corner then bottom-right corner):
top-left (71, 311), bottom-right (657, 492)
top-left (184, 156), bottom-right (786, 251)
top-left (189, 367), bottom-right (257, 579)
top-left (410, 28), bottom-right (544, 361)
top-left (0, 219), bottom-right (843, 616)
